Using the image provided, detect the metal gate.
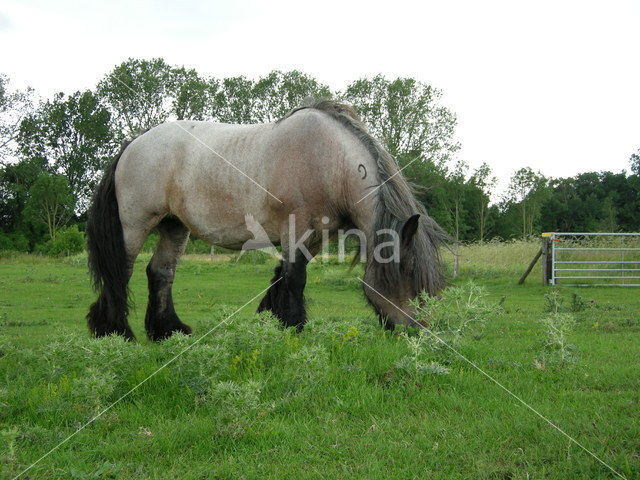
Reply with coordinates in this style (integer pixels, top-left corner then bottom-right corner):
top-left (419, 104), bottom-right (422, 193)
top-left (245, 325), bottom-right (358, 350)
top-left (549, 232), bottom-right (640, 286)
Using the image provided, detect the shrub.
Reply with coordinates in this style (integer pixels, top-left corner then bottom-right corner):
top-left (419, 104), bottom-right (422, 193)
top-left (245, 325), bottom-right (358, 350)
top-left (185, 238), bottom-right (213, 254)
top-left (0, 233), bottom-right (14, 251)
top-left (46, 226), bottom-right (85, 256)
top-left (141, 232), bottom-right (159, 252)
top-left (232, 250), bottom-right (274, 265)
top-left (0, 232), bottom-right (30, 252)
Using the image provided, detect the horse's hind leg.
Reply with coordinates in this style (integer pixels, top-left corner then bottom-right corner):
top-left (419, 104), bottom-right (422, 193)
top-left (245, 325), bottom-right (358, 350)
top-left (145, 216), bottom-right (192, 341)
top-left (87, 223), bottom-right (147, 341)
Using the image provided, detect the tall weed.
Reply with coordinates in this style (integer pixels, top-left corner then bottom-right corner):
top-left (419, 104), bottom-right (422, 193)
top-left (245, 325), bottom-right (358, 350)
top-left (536, 291), bottom-right (578, 368)
top-left (396, 282), bottom-right (500, 377)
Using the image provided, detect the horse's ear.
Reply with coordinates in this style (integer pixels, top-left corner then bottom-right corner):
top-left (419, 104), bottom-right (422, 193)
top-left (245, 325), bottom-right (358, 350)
top-left (401, 214), bottom-right (420, 247)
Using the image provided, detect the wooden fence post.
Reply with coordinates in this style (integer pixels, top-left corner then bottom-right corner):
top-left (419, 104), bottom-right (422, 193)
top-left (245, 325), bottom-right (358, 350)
top-left (541, 233), bottom-right (552, 286)
top-left (518, 233), bottom-right (554, 285)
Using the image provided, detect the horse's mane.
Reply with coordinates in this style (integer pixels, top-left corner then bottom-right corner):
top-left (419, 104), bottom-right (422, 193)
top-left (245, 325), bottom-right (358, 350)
top-left (279, 99), bottom-right (447, 296)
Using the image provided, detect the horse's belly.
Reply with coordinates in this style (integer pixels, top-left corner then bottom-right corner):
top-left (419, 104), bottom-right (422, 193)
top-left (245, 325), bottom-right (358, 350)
top-left (193, 224), bottom-right (251, 250)
top-left (179, 205), bottom-right (279, 251)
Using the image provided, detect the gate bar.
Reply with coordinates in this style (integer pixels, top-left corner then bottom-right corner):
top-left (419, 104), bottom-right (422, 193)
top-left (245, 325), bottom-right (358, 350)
top-left (555, 247), bottom-right (640, 251)
top-left (556, 260), bottom-right (640, 264)
top-left (555, 268), bottom-right (640, 272)
top-left (552, 232), bottom-right (640, 236)
top-left (555, 276), bottom-right (640, 279)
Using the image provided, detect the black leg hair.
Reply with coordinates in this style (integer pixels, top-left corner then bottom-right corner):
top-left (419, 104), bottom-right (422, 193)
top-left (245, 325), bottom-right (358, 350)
top-left (88, 290), bottom-right (135, 340)
top-left (258, 254), bottom-right (308, 330)
top-left (145, 216), bottom-right (192, 341)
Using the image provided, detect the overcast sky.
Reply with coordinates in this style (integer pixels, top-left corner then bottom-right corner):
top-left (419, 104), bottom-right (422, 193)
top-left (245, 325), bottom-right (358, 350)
top-left (1, 0), bottom-right (639, 193)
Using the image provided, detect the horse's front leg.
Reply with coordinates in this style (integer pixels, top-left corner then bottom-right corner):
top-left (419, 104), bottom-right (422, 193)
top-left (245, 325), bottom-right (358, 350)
top-left (258, 250), bottom-right (309, 331)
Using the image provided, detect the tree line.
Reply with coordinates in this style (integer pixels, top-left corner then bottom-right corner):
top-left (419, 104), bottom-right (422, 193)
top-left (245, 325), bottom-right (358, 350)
top-left (0, 58), bottom-right (639, 254)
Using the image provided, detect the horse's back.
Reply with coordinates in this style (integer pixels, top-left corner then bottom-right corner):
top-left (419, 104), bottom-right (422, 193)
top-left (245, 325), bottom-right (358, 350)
top-left (114, 112), bottom-right (373, 247)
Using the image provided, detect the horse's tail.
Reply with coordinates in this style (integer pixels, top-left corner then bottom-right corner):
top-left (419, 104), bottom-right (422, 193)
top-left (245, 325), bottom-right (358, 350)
top-left (86, 141), bottom-right (134, 339)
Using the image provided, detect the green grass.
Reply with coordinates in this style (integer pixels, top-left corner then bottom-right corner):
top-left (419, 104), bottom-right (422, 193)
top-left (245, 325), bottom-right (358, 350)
top-left (1, 250), bottom-right (639, 479)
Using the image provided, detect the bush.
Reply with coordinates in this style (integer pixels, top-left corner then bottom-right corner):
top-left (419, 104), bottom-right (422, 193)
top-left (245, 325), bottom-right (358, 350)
top-left (45, 226), bottom-right (85, 256)
top-left (185, 238), bottom-right (214, 254)
top-left (141, 232), bottom-right (229, 256)
top-left (0, 232), bottom-right (30, 252)
top-left (0, 233), bottom-right (11, 251)
top-left (141, 232), bottom-right (159, 253)
top-left (233, 250), bottom-right (274, 265)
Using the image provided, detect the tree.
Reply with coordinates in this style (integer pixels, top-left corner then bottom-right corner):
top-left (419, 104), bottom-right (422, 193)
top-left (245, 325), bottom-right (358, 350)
top-left (504, 167), bottom-right (548, 237)
top-left (599, 196), bottom-right (617, 232)
top-left (214, 75), bottom-right (256, 124)
top-left (97, 58), bottom-right (178, 138)
top-left (18, 90), bottom-right (117, 211)
top-left (213, 70), bottom-right (332, 124)
top-left (0, 156), bottom-right (48, 236)
top-left (404, 157), bottom-right (451, 231)
top-left (630, 148), bottom-right (640, 176)
top-left (342, 75), bottom-right (459, 164)
top-left (0, 74), bottom-right (34, 162)
top-left (250, 70), bottom-right (331, 122)
top-left (468, 163), bottom-right (496, 242)
top-left (445, 160), bottom-right (469, 276)
top-left (445, 160), bottom-right (469, 243)
top-left (23, 174), bottom-right (75, 239)
top-left (172, 68), bottom-right (218, 121)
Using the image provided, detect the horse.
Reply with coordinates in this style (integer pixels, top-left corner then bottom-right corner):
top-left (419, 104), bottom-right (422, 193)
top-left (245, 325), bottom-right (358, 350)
top-left (85, 100), bottom-right (447, 341)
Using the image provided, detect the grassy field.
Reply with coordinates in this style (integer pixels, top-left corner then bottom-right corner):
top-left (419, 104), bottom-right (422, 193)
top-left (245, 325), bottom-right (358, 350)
top-left (1, 242), bottom-right (639, 479)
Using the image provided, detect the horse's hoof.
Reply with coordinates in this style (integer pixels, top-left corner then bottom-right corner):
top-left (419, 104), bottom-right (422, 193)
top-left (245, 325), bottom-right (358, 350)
top-left (175, 322), bottom-right (192, 335)
top-left (148, 322), bottom-right (192, 341)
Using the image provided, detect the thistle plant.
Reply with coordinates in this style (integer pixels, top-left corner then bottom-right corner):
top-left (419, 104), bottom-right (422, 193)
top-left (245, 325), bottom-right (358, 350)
top-left (536, 292), bottom-right (578, 368)
top-left (413, 282), bottom-right (499, 350)
top-left (395, 331), bottom-right (451, 377)
top-left (396, 282), bottom-right (500, 377)
top-left (570, 292), bottom-right (587, 313)
top-left (543, 289), bottom-right (564, 313)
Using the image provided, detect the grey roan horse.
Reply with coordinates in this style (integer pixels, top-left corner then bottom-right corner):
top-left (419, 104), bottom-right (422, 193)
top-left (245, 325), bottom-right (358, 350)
top-left (86, 100), bottom-right (446, 340)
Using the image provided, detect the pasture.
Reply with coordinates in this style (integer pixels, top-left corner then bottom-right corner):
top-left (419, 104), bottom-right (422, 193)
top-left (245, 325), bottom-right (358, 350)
top-left (1, 242), bottom-right (639, 479)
